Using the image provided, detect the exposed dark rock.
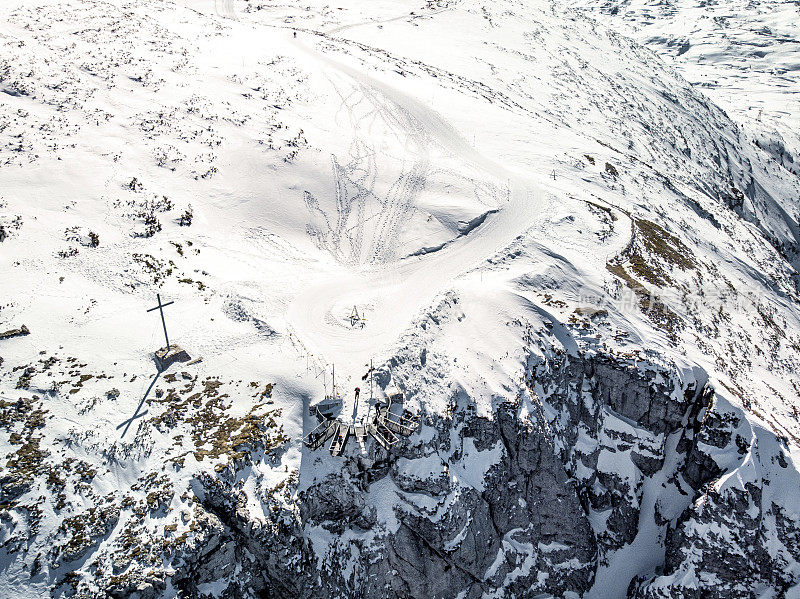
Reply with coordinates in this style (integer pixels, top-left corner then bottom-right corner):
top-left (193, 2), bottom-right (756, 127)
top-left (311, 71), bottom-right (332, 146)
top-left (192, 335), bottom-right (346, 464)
top-left (631, 451), bottom-right (663, 477)
top-left (153, 344), bottom-right (191, 371)
top-left (154, 348), bottom-right (798, 599)
top-left (634, 482), bottom-right (796, 598)
top-left (300, 471), bottom-right (366, 527)
top-left (0, 324), bottom-right (30, 340)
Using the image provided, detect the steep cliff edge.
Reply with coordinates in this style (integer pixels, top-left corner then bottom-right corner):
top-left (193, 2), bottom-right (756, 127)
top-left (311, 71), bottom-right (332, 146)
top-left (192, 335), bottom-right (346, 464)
top-left (156, 324), bottom-right (800, 599)
top-left (1, 0), bottom-right (800, 596)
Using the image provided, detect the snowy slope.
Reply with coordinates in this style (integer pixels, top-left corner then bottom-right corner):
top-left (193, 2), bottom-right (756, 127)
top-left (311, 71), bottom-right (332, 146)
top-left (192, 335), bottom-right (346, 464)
top-left (1, 0), bottom-right (800, 597)
top-left (567, 0), bottom-right (800, 249)
top-left (567, 0), bottom-right (800, 157)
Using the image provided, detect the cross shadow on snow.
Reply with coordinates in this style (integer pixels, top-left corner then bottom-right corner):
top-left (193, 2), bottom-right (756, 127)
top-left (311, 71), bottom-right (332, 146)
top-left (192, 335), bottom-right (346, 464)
top-left (116, 370), bottom-right (160, 439)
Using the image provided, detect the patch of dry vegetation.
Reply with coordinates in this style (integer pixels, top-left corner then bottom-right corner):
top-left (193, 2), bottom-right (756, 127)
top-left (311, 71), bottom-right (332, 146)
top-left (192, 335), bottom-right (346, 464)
top-left (152, 376), bottom-right (286, 471)
top-left (628, 218), bottom-right (696, 287)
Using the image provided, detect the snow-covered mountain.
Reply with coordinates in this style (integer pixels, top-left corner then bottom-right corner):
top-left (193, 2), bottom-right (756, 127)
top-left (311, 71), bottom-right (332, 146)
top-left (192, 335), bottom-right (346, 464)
top-left (1, 0), bottom-right (799, 597)
top-left (569, 0), bottom-right (800, 172)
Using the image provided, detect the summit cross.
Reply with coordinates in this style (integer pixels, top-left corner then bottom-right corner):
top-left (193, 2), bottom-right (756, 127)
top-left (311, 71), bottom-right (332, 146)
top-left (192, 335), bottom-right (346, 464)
top-left (147, 293), bottom-right (175, 349)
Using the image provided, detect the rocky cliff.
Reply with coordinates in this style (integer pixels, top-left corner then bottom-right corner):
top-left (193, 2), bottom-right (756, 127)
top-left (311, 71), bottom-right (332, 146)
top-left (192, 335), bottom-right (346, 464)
top-left (136, 332), bottom-right (799, 599)
top-left (2, 0), bottom-right (800, 596)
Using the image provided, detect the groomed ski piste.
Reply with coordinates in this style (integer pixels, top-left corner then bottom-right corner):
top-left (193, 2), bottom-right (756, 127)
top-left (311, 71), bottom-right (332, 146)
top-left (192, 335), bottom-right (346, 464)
top-left (286, 34), bottom-right (548, 424)
top-left (1, 0), bottom-right (800, 597)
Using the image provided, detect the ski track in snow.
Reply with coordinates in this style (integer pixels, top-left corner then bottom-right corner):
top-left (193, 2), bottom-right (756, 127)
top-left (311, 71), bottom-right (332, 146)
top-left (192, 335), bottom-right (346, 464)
top-left (287, 34), bottom-right (546, 420)
top-left (1, 0), bottom-right (800, 596)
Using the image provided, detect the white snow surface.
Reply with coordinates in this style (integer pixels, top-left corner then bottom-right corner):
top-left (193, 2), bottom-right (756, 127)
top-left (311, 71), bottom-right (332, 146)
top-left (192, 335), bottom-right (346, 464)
top-left (0, 0), bottom-right (799, 597)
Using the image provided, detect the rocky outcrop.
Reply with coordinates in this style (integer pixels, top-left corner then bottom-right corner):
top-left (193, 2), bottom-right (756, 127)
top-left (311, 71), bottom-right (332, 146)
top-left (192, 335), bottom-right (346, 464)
top-left (158, 346), bottom-right (790, 599)
top-left (164, 473), bottom-right (311, 599)
top-left (633, 481), bottom-right (797, 598)
top-left (632, 401), bottom-right (800, 598)
top-left (153, 345), bottom-right (191, 371)
top-left (355, 397), bottom-right (599, 599)
top-left (26, 336), bottom-right (795, 599)
top-left (524, 350), bottom-right (715, 563)
top-left (0, 324), bottom-right (30, 340)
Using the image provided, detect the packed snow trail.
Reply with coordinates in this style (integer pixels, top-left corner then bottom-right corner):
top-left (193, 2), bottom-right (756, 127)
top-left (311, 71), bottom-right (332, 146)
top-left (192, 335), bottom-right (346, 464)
top-left (214, 0), bottom-right (237, 20)
top-left (287, 34), bottom-right (546, 417)
top-left (325, 5), bottom-right (455, 36)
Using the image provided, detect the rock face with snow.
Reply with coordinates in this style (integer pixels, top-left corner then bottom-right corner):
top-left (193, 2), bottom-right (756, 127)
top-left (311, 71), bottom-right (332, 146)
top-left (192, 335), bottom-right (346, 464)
top-left (2, 0), bottom-right (800, 597)
top-left (122, 339), bottom-right (800, 599)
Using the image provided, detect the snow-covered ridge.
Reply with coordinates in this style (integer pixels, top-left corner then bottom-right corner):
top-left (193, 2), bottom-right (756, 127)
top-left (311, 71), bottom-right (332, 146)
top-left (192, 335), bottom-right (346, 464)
top-left (1, 0), bottom-right (799, 597)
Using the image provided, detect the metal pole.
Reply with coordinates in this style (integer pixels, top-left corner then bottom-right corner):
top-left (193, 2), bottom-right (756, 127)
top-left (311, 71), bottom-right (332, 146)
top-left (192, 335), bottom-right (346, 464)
top-left (366, 358), bottom-right (373, 423)
top-left (157, 294), bottom-right (170, 349)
